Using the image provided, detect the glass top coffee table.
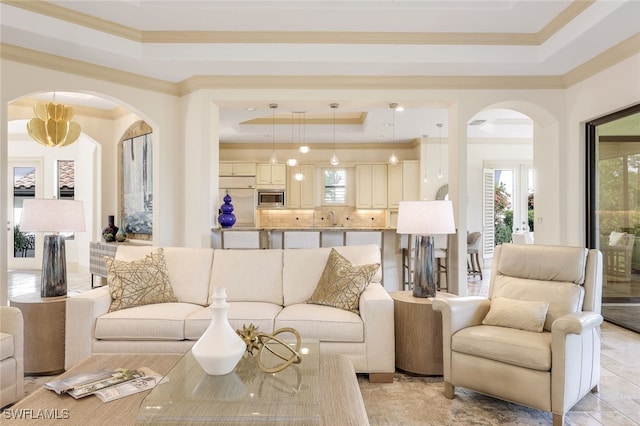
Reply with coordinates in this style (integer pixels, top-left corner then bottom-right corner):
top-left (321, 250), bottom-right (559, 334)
top-left (136, 341), bottom-right (320, 425)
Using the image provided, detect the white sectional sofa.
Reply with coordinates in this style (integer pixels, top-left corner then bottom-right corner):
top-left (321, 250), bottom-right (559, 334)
top-left (66, 244), bottom-right (395, 382)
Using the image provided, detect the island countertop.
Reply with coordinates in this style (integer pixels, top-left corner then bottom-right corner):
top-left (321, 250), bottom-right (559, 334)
top-left (212, 227), bottom-right (395, 232)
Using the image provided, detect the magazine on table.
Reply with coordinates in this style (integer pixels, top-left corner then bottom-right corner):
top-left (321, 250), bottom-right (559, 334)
top-left (44, 367), bottom-right (163, 401)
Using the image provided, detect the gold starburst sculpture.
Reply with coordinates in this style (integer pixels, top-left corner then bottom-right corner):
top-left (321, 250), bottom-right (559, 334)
top-left (27, 102), bottom-right (81, 147)
top-left (236, 323), bottom-right (301, 373)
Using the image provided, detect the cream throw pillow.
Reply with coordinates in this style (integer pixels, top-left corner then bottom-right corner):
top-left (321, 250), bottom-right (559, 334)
top-left (482, 296), bottom-right (549, 332)
top-left (307, 248), bottom-right (380, 313)
top-left (104, 248), bottom-right (178, 312)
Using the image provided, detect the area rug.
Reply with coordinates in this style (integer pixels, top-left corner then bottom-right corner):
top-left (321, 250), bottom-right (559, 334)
top-left (357, 372), bottom-right (552, 425)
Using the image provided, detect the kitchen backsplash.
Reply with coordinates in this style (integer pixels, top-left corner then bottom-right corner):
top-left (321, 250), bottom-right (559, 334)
top-left (257, 207), bottom-right (387, 228)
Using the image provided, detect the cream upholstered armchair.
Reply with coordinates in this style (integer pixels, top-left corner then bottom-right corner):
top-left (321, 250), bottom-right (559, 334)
top-left (433, 244), bottom-right (603, 426)
top-left (0, 306), bottom-right (24, 408)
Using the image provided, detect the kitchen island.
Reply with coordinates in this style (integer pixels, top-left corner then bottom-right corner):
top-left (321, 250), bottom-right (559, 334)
top-left (211, 227), bottom-right (402, 291)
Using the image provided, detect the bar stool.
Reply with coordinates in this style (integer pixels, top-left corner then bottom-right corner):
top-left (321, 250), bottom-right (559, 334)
top-left (467, 231), bottom-right (482, 280)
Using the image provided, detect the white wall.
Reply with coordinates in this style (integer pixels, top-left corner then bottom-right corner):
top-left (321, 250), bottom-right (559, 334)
top-left (2, 54), bottom-right (638, 304)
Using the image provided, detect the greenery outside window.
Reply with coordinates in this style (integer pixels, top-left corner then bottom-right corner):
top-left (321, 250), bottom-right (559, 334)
top-left (323, 169), bottom-right (346, 204)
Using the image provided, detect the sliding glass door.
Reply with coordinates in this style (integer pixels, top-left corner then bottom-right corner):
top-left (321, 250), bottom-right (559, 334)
top-left (587, 104), bottom-right (640, 332)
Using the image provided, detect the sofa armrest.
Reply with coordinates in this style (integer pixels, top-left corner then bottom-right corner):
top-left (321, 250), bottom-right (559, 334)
top-left (359, 282), bottom-right (394, 373)
top-left (0, 306), bottom-right (24, 399)
top-left (65, 287), bottom-right (111, 369)
top-left (551, 311), bottom-right (603, 415)
top-left (431, 296), bottom-right (490, 381)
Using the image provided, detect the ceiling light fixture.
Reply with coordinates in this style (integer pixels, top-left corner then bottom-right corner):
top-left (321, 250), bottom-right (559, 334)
top-left (287, 112), bottom-right (298, 167)
top-left (27, 94), bottom-right (81, 147)
top-left (437, 123), bottom-right (443, 179)
top-left (388, 103), bottom-right (399, 166)
top-left (269, 103), bottom-right (278, 164)
top-left (329, 103), bottom-right (340, 166)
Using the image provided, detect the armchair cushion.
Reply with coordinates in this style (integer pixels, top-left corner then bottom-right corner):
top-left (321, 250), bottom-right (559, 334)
top-left (482, 297), bottom-right (549, 332)
top-left (609, 231), bottom-right (625, 246)
top-left (452, 325), bottom-right (552, 371)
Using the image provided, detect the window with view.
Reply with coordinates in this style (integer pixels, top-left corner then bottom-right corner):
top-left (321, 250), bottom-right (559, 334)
top-left (58, 160), bottom-right (75, 239)
top-left (323, 169), bottom-right (346, 204)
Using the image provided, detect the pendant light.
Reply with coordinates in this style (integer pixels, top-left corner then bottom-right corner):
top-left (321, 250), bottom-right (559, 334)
top-left (27, 92), bottom-right (81, 147)
top-left (437, 123), bottom-right (443, 179)
top-left (388, 103), bottom-right (399, 166)
top-left (329, 103), bottom-right (340, 166)
top-left (286, 111), bottom-right (298, 167)
top-left (298, 112), bottom-right (310, 154)
top-left (269, 103), bottom-right (278, 164)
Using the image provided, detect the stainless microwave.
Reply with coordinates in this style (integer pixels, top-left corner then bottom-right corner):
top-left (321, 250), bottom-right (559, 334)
top-left (257, 190), bottom-right (285, 208)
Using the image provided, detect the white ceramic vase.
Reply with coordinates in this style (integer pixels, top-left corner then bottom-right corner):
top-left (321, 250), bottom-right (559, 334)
top-left (192, 287), bottom-right (246, 375)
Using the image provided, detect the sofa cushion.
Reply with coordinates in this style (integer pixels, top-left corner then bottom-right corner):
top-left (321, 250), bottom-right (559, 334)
top-left (105, 248), bottom-right (178, 312)
top-left (95, 303), bottom-right (202, 340)
top-left (482, 297), bottom-right (549, 332)
top-left (452, 325), bottom-right (552, 371)
top-left (283, 244), bottom-right (382, 306)
top-left (210, 249), bottom-right (283, 305)
top-left (184, 302), bottom-right (282, 340)
top-left (115, 246), bottom-right (213, 306)
top-left (0, 332), bottom-right (14, 361)
top-left (307, 248), bottom-right (379, 313)
top-left (275, 304), bottom-right (364, 343)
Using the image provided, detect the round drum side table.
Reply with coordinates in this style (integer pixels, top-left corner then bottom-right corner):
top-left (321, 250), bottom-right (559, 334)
top-left (390, 290), bottom-right (449, 375)
top-left (9, 293), bottom-right (66, 375)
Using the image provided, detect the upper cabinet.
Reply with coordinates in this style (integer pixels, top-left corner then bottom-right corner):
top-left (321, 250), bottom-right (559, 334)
top-left (256, 163), bottom-right (287, 188)
top-left (287, 165), bottom-right (316, 209)
top-left (356, 164), bottom-right (387, 209)
top-left (220, 162), bottom-right (256, 176)
top-left (387, 160), bottom-right (419, 208)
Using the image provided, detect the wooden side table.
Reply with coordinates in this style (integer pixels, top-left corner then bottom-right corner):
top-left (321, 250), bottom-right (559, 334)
top-left (9, 293), bottom-right (66, 375)
top-left (391, 290), bottom-right (450, 375)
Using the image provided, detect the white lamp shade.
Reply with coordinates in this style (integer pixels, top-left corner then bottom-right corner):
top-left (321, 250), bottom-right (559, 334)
top-left (20, 199), bottom-right (86, 233)
top-left (396, 200), bottom-right (456, 235)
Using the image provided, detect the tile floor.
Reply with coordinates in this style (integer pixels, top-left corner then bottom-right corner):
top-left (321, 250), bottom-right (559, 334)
top-left (6, 268), bottom-right (640, 425)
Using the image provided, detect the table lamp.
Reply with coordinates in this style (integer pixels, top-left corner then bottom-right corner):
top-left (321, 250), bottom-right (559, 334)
top-left (397, 200), bottom-right (456, 298)
top-left (20, 199), bottom-right (86, 298)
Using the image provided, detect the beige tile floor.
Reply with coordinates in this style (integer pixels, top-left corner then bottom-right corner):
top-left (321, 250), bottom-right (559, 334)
top-left (7, 267), bottom-right (640, 425)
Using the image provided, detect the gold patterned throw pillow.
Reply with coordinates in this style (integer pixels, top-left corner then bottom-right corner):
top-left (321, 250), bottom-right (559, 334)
top-left (307, 248), bottom-right (380, 313)
top-left (104, 248), bottom-right (178, 312)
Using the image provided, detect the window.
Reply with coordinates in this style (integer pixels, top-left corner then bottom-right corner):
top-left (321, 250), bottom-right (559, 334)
top-left (57, 160), bottom-right (75, 239)
top-left (323, 169), bottom-right (346, 204)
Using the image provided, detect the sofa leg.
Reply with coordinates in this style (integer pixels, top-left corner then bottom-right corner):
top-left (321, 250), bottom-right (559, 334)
top-left (369, 372), bottom-right (394, 383)
top-left (591, 384), bottom-right (600, 393)
top-left (444, 382), bottom-right (455, 399)
top-left (552, 413), bottom-right (564, 426)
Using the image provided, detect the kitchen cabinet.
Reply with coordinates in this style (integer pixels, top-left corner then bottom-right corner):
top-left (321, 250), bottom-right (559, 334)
top-left (256, 163), bottom-right (286, 187)
top-left (220, 162), bottom-right (256, 176)
top-left (287, 164), bottom-right (316, 208)
top-left (388, 160), bottom-right (420, 208)
top-left (356, 164), bottom-right (387, 209)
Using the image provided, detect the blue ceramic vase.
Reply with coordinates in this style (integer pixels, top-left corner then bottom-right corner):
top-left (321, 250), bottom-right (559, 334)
top-left (218, 194), bottom-right (236, 228)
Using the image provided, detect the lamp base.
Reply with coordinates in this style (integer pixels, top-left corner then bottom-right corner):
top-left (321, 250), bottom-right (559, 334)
top-left (413, 235), bottom-right (437, 298)
top-left (41, 235), bottom-right (67, 298)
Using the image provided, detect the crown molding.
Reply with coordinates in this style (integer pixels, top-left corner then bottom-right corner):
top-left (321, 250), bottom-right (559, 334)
top-left (220, 142), bottom-right (414, 150)
top-left (5, 0), bottom-right (592, 46)
top-left (0, 43), bottom-right (179, 96)
top-left (10, 97), bottom-right (128, 120)
top-left (563, 33), bottom-right (640, 87)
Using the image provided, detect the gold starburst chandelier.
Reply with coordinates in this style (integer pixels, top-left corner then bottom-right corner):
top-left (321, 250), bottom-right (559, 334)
top-left (27, 102), bottom-right (81, 147)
